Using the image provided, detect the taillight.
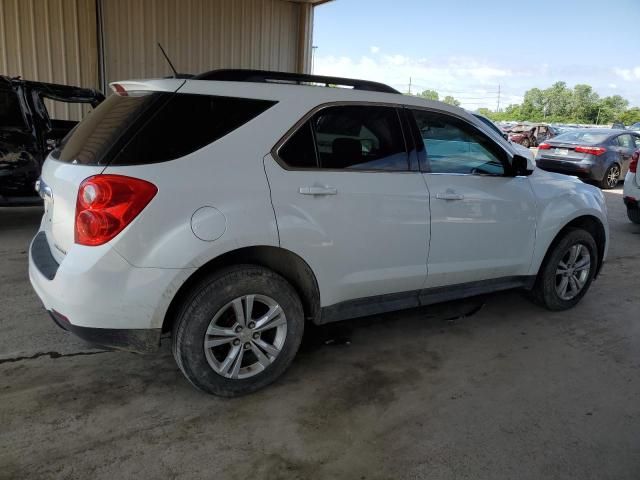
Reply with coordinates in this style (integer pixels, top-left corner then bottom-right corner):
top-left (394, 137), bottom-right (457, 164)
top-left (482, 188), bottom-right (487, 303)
top-left (630, 150), bottom-right (638, 173)
top-left (75, 175), bottom-right (157, 246)
top-left (111, 83), bottom-right (128, 96)
top-left (538, 143), bottom-right (551, 150)
top-left (575, 146), bottom-right (606, 156)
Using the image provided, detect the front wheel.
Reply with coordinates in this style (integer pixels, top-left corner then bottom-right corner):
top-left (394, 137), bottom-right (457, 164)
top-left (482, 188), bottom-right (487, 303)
top-left (530, 228), bottom-right (598, 311)
top-left (172, 265), bottom-right (304, 396)
top-left (521, 138), bottom-right (530, 148)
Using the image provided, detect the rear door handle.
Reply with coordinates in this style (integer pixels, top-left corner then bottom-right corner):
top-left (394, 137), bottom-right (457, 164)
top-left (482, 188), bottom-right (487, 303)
top-left (436, 192), bottom-right (464, 201)
top-left (299, 186), bottom-right (338, 196)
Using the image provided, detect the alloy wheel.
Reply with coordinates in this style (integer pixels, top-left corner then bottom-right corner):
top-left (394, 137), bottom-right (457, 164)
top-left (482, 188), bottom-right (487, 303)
top-left (606, 165), bottom-right (620, 188)
top-left (555, 243), bottom-right (591, 301)
top-left (203, 294), bottom-right (287, 379)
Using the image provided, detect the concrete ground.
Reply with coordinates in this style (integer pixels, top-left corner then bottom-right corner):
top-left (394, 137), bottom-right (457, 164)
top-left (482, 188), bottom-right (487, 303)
top-left (1, 187), bottom-right (639, 480)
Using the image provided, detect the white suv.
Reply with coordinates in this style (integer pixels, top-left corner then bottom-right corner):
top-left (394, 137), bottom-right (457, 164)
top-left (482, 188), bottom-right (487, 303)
top-left (29, 70), bottom-right (609, 396)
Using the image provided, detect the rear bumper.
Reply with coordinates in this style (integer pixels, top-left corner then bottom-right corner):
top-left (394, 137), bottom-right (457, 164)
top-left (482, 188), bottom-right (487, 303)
top-left (48, 310), bottom-right (160, 353)
top-left (29, 229), bottom-right (193, 353)
top-left (535, 158), bottom-right (602, 180)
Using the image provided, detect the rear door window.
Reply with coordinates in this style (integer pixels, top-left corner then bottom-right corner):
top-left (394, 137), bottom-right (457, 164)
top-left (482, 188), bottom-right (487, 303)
top-left (278, 122), bottom-right (318, 168)
top-left (311, 105), bottom-right (408, 170)
top-left (277, 105), bottom-right (409, 171)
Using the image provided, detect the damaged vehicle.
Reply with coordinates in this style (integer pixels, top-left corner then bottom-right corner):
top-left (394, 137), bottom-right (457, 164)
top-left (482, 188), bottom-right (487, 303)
top-left (506, 123), bottom-right (556, 148)
top-left (0, 76), bottom-right (103, 206)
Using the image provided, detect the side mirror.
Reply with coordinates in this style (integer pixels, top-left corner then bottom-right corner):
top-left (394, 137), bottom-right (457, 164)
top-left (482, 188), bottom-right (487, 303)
top-left (512, 154), bottom-right (534, 176)
top-left (502, 132), bottom-right (508, 140)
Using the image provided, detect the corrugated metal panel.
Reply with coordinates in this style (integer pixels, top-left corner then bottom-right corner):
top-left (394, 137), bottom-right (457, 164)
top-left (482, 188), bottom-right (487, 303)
top-left (100, 0), bottom-right (310, 88)
top-left (0, 0), bottom-right (98, 120)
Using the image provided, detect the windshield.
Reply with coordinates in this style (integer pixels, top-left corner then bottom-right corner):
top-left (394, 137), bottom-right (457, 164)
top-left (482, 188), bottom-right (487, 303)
top-left (552, 131), bottom-right (611, 145)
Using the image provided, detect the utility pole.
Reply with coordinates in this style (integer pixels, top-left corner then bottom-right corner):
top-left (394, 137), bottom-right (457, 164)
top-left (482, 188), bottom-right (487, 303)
top-left (408, 77), bottom-right (412, 95)
top-left (496, 84), bottom-right (501, 112)
top-left (311, 46), bottom-right (318, 73)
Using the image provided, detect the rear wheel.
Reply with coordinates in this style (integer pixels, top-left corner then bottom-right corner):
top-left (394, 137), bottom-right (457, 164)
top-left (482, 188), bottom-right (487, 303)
top-left (627, 207), bottom-right (640, 224)
top-left (521, 138), bottom-right (530, 148)
top-left (172, 265), bottom-right (304, 396)
top-left (530, 228), bottom-right (598, 311)
top-left (600, 164), bottom-right (620, 189)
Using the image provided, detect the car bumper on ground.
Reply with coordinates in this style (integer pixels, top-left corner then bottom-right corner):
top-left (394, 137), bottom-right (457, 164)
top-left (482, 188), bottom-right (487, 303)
top-left (28, 230), bottom-right (191, 353)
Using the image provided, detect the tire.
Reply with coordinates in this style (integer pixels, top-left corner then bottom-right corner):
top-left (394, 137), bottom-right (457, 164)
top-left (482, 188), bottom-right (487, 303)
top-left (172, 265), bottom-right (304, 396)
top-left (521, 138), bottom-right (530, 148)
top-left (599, 163), bottom-right (620, 189)
top-left (530, 228), bottom-right (598, 311)
top-left (628, 207), bottom-right (640, 224)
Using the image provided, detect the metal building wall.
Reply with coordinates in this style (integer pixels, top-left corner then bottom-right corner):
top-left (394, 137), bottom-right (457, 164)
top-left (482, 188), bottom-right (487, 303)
top-left (100, 0), bottom-right (314, 91)
top-left (0, 0), bottom-right (98, 120)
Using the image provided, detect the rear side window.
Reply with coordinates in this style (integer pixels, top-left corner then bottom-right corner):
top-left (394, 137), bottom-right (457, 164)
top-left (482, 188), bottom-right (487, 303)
top-left (54, 93), bottom-right (276, 165)
top-left (113, 94), bottom-right (276, 165)
top-left (616, 134), bottom-right (634, 149)
top-left (277, 105), bottom-right (409, 171)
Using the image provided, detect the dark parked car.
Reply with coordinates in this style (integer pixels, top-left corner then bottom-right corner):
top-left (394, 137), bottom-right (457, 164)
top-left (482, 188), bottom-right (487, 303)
top-left (506, 123), bottom-right (556, 148)
top-left (535, 128), bottom-right (640, 189)
top-left (0, 76), bottom-right (103, 205)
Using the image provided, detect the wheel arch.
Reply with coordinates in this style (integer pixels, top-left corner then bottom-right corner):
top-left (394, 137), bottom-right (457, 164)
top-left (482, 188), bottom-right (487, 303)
top-left (537, 214), bottom-right (607, 280)
top-left (162, 246), bottom-right (321, 333)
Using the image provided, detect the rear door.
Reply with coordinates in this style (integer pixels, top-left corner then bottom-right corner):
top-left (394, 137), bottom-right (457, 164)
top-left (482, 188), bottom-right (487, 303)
top-left (408, 108), bottom-right (537, 287)
top-left (264, 104), bottom-right (430, 307)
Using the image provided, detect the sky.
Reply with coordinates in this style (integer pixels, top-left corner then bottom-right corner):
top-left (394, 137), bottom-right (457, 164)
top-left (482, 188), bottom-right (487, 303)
top-left (312, 0), bottom-right (640, 110)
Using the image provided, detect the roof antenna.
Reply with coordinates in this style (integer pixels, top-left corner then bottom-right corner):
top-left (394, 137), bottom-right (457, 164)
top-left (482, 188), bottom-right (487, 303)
top-left (157, 42), bottom-right (178, 78)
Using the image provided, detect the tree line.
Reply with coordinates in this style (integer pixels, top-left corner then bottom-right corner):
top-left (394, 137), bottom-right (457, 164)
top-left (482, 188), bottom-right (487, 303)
top-left (414, 82), bottom-right (640, 125)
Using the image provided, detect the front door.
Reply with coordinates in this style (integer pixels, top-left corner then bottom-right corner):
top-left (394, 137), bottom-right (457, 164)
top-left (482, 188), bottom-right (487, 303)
top-left (408, 108), bottom-right (537, 288)
top-left (264, 104), bottom-right (430, 307)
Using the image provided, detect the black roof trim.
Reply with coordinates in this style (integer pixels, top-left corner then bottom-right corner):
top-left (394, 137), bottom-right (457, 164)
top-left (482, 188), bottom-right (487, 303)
top-left (193, 69), bottom-right (401, 94)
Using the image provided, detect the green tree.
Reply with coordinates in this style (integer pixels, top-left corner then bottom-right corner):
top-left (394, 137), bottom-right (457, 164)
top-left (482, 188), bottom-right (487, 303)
top-left (620, 107), bottom-right (640, 125)
top-left (543, 81), bottom-right (572, 119)
top-left (443, 95), bottom-right (461, 107)
top-left (596, 95), bottom-right (629, 124)
top-left (416, 89), bottom-right (439, 101)
top-left (570, 84), bottom-right (599, 122)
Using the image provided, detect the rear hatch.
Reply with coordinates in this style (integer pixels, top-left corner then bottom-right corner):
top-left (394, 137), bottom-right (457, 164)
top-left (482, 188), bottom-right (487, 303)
top-left (39, 79), bottom-right (185, 263)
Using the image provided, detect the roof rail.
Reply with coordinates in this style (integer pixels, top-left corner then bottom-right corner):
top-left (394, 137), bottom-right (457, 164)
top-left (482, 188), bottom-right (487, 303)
top-left (192, 69), bottom-right (401, 94)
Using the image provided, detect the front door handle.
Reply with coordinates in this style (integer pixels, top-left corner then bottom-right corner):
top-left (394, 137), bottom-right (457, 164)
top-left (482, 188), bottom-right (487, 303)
top-left (436, 192), bottom-right (464, 201)
top-left (299, 186), bottom-right (338, 196)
